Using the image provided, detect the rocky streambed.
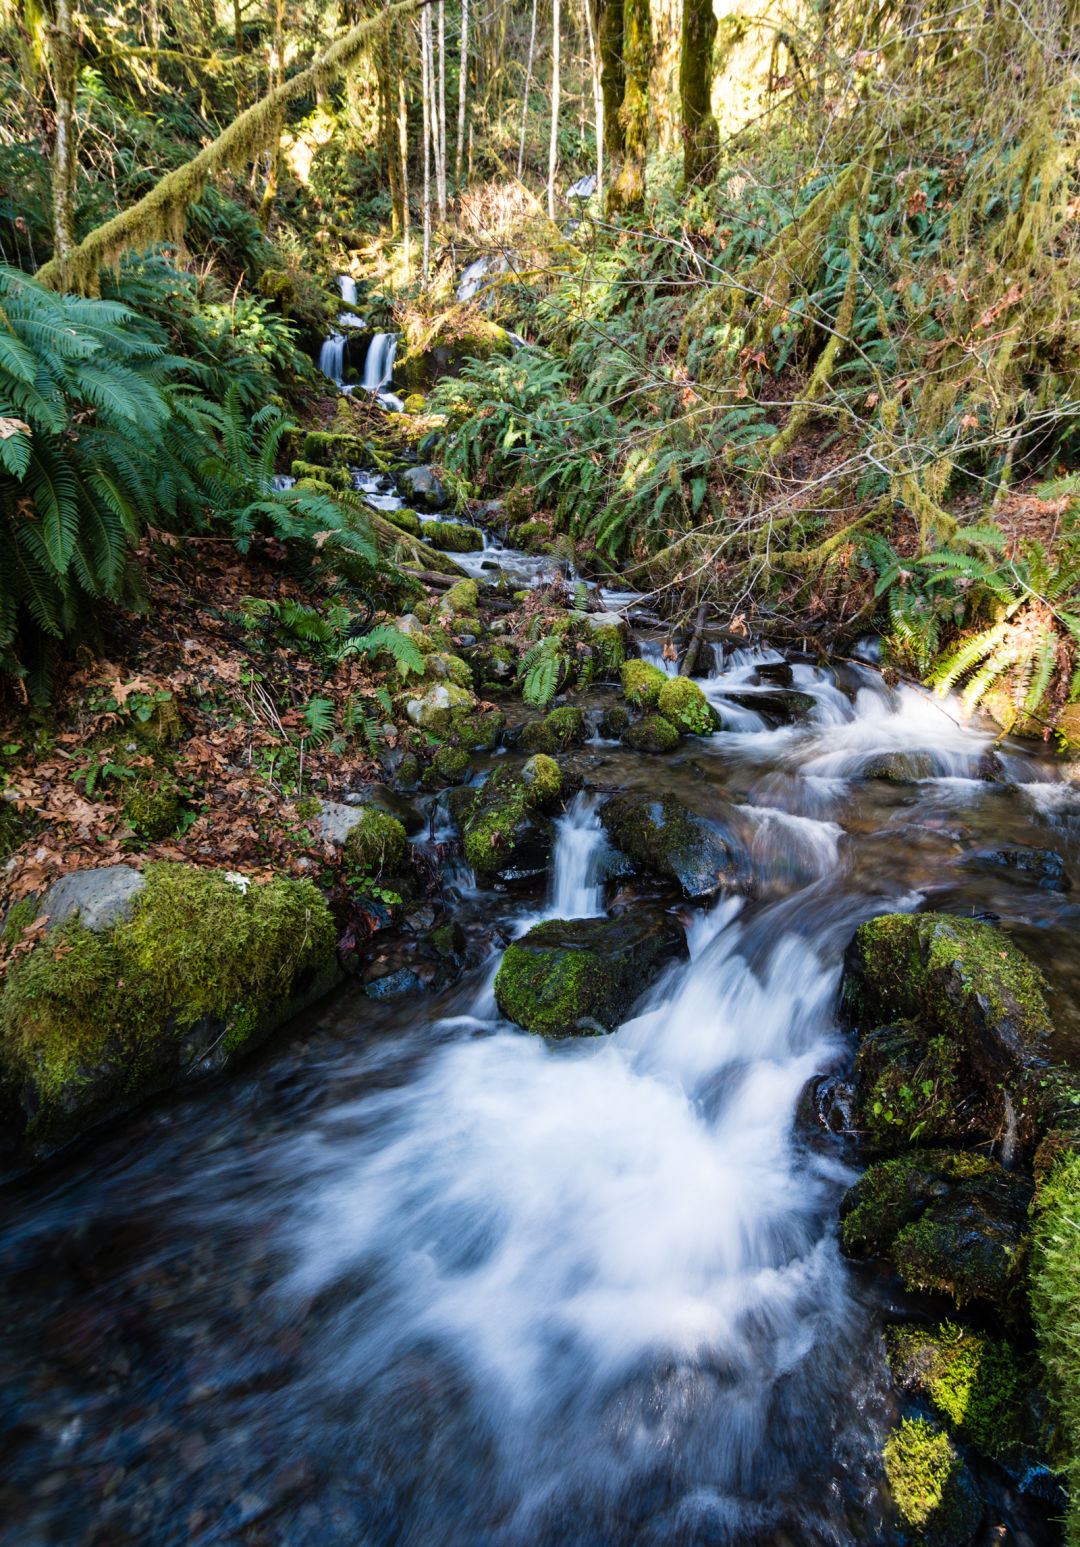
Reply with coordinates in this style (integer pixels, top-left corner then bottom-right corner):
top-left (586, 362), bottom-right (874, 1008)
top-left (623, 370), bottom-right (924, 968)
top-left (2, 524), bottom-right (1080, 1545)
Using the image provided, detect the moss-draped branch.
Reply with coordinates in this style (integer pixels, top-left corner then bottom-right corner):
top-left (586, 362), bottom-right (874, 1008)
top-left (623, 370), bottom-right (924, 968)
top-left (36, 0), bottom-right (425, 294)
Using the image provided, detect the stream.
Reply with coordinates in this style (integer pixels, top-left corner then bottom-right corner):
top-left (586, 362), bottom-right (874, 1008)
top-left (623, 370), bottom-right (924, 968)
top-left (2, 523), bottom-right (1079, 1545)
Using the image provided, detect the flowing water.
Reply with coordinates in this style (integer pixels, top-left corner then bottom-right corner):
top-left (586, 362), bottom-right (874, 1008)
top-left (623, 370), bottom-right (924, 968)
top-left (2, 602), bottom-right (1078, 1544)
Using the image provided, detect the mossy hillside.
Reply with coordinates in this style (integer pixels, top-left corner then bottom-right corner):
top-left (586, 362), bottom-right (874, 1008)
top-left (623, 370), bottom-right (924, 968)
top-left (422, 520), bottom-right (484, 553)
top-left (0, 864), bottom-right (336, 1156)
top-left (888, 1323), bottom-right (1028, 1457)
top-left (883, 1417), bottom-right (982, 1547)
top-left (1030, 1152), bottom-right (1080, 1545)
top-left (342, 806), bottom-right (408, 876)
top-left (621, 658), bottom-right (669, 709)
top-left (656, 676), bottom-right (715, 735)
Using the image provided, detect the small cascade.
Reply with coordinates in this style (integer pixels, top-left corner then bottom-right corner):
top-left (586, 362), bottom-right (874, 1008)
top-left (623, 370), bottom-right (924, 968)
top-left (337, 274), bottom-right (358, 308)
top-left (547, 793), bottom-right (607, 920)
top-left (362, 333), bottom-right (398, 392)
top-left (318, 333), bottom-right (347, 386)
top-left (270, 474), bottom-right (297, 492)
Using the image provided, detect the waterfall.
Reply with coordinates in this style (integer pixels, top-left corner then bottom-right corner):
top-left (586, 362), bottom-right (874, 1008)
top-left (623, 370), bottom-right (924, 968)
top-left (337, 274), bottom-right (358, 307)
top-left (547, 793), bottom-right (607, 919)
top-left (318, 333), bottom-right (347, 386)
top-left (362, 333), bottom-right (398, 393)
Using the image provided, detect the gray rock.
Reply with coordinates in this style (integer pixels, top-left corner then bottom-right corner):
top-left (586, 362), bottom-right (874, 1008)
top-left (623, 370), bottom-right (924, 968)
top-left (37, 864), bottom-right (145, 933)
top-left (317, 801), bottom-right (364, 845)
top-left (332, 785), bottom-right (424, 835)
top-left (964, 845), bottom-right (1070, 891)
top-left (598, 792), bottom-right (739, 899)
top-left (400, 464), bottom-right (448, 511)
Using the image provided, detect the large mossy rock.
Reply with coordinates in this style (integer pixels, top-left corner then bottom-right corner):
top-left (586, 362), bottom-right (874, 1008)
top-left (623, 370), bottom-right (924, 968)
top-left (450, 756), bottom-right (566, 884)
top-left (520, 705), bottom-right (587, 754)
top-left (888, 1323), bottom-right (1031, 1459)
top-left (422, 520), bottom-right (483, 552)
top-left (493, 912), bottom-right (688, 1037)
top-left (0, 864), bottom-right (338, 1168)
top-left (842, 914), bottom-right (1052, 1068)
top-left (840, 1149), bottom-right (1033, 1313)
top-left (883, 1417), bottom-right (983, 1547)
top-left (620, 658), bottom-right (669, 709)
top-left (599, 792), bottom-right (738, 900)
top-left (656, 676), bottom-right (716, 735)
top-left (623, 712), bottom-right (681, 753)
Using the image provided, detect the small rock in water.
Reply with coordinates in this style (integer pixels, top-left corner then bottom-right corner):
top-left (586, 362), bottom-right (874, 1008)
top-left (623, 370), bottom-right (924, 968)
top-left (400, 464), bottom-right (448, 511)
top-left (963, 846), bottom-right (1070, 891)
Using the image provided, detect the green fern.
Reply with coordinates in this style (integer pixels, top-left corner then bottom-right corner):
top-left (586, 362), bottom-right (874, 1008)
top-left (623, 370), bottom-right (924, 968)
top-left (337, 624), bottom-right (425, 678)
top-left (518, 637), bottom-right (568, 708)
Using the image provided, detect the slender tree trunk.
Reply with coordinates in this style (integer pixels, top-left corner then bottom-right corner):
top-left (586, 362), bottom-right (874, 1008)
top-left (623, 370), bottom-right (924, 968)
top-left (398, 34), bottom-right (411, 278)
top-left (517, 0), bottom-right (538, 177)
top-left (598, 0), bottom-right (624, 182)
top-left (455, 0), bottom-right (469, 184)
top-left (584, 0), bottom-right (603, 211)
top-left (51, 0), bottom-right (78, 285)
top-left (680, 0), bottom-right (717, 185)
top-left (258, 0), bottom-right (285, 229)
top-left (437, 0), bottom-right (447, 218)
top-left (421, 9), bottom-right (432, 281)
top-left (608, 0), bottom-right (651, 213)
top-left (547, 0), bottom-right (561, 218)
top-left (232, 0), bottom-right (245, 109)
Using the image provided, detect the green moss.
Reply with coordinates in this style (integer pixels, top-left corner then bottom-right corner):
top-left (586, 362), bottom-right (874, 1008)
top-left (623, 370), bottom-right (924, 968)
top-left (589, 623), bottom-right (626, 677)
top-left (854, 1022), bottom-right (961, 1147)
top-left (450, 706), bottom-right (503, 750)
top-left (294, 476), bottom-right (339, 497)
top-left (427, 745), bottom-right (470, 786)
top-left (888, 1323), bottom-right (1028, 1456)
top-left (129, 692), bottom-right (181, 746)
top-left (0, 866), bottom-right (336, 1145)
top-left (624, 712), bottom-right (681, 752)
top-left (395, 752), bottom-right (421, 790)
top-left (620, 658), bottom-right (669, 709)
top-left (303, 430), bottom-right (370, 466)
top-left (403, 393), bottom-right (427, 414)
top-left (495, 929), bottom-right (614, 1036)
top-left (840, 1150), bottom-right (993, 1258)
top-left (598, 705), bottom-right (630, 739)
top-left (122, 776), bottom-right (180, 841)
top-left (520, 754), bottom-right (561, 804)
top-left (342, 806), bottom-right (407, 876)
top-left (656, 676), bottom-right (714, 735)
top-left (1030, 1152), bottom-right (1080, 1544)
top-left (383, 506), bottom-right (422, 536)
top-left (423, 651), bottom-right (473, 688)
top-left (440, 579), bottom-right (480, 616)
top-left (291, 459), bottom-right (350, 490)
top-left (514, 519), bottom-right (553, 554)
top-left (883, 1418), bottom-right (981, 1546)
top-left (422, 521), bottom-right (483, 553)
top-left (1, 896), bottom-right (40, 945)
top-left (502, 484), bottom-right (533, 526)
top-left (521, 706), bottom-right (585, 754)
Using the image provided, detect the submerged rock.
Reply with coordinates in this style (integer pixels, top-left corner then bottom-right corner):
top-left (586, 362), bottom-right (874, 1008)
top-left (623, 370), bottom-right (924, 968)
top-left (962, 846), bottom-right (1071, 892)
top-left (599, 792), bottom-right (738, 900)
top-left (493, 912), bottom-right (687, 1036)
top-left (0, 864), bottom-right (338, 1167)
top-left (840, 1149), bottom-right (1033, 1312)
top-left (863, 750), bottom-right (937, 783)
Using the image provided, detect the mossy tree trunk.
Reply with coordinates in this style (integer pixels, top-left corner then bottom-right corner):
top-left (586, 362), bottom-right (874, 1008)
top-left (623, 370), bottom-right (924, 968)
top-left (598, 0), bottom-right (625, 177)
top-left (50, 0), bottom-right (78, 287)
top-left (607, 0), bottom-right (651, 213)
top-left (679, 0), bottom-right (716, 186)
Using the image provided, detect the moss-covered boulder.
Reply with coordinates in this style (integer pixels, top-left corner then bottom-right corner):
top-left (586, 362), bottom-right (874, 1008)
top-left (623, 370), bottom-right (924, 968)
top-left (620, 658), bottom-right (669, 709)
top-left (422, 651), bottom-right (473, 688)
top-left (404, 680), bottom-right (478, 736)
top-left (849, 1021), bottom-right (965, 1149)
top-left (599, 792), bottom-right (738, 900)
top-left (585, 613), bottom-right (628, 677)
top-left (465, 640), bottom-right (517, 692)
top-left (423, 745), bottom-right (470, 788)
top-left (341, 807), bottom-right (408, 876)
top-left (452, 758), bottom-right (565, 884)
top-left (888, 1324), bottom-right (1030, 1458)
top-left (598, 705), bottom-right (630, 740)
top-left (0, 865), bottom-right (338, 1167)
top-left (493, 912), bottom-right (688, 1037)
top-left (656, 676), bottom-right (716, 736)
top-left (840, 1149), bottom-right (1033, 1312)
top-left (519, 705), bottom-right (587, 755)
top-left (383, 506), bottom-right (422, 536)
top-left (422, 520), bottom-right (483, 552)
top-left (439, 579), bottom-right (480, 618)
top-left (303, 430), bottom-right (370, 466)
top-left (291, 458), bottom-right (350, 490)
top-left (842, 913), bottom-right (1052, 1142)
top-left (623, 712), bottom-right (681, 753)
top-left (883, 1417), bottom-right (983, 1547)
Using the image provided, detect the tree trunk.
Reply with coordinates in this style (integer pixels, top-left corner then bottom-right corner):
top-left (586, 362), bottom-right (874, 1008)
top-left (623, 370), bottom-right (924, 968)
top-left (437, 0), bottom-right (447, 219)
top-left (517, 0), bottom-right (538, 177)
top-left (257, 0), bottom-right (285, 229)
top-left (380, 20), bottom-right (403, 234)
top-left (649, 0), bottom-right (681, 151)
top-left (455, 0), bottom-right (470, 184)
top-left (608, 0), bottom-right (651, 213)
top-left (421, 8), bottom-right (432, 281)
top-left (680, 0), bottom-right (716, 185)
top-left (50, 0), bottom-right (78, 286)
top-left (583, 0), bottom-right (603, 210)
top-left (398, 33), bottom-right (411, 278)
top-left (548, 0), bottom-right (561, 218)
top-left (232, 0), bottom-right (245, 109)
top-left (598, 0), bottom-right (624, 169)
